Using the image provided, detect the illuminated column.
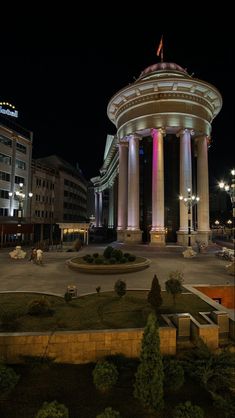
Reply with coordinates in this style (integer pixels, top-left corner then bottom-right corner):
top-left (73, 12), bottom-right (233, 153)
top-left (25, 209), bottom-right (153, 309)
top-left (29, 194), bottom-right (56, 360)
top-left (95, 192), bottom-right (99, 227)
top-left (117, 141), bottom-right (128, 241)
top-left (98, 191), bottom-right (103, 227)
top-left (125, 134), bottom-right (142, 243)
top-left (108, 185), bottom-right (114, 228)
top-left (150, 128), bottom-right (165, 245)
top-left (196, 135), bottom-right (210, 244)
top-left (177, 129), bottom-right (193, 244)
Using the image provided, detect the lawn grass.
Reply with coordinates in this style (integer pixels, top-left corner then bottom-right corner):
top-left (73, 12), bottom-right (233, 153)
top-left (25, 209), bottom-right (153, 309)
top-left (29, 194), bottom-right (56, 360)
top-left (0, 291), bottom-right (214, 332)
top-left (0, 362), bottom-right (219, 418)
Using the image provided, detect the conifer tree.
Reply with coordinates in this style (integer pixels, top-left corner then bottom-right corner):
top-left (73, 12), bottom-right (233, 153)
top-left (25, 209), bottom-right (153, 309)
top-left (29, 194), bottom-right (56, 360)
top-left (134, 313), bottom-right (164, 412)
top-left (147, 274), bottom-right (162, 312)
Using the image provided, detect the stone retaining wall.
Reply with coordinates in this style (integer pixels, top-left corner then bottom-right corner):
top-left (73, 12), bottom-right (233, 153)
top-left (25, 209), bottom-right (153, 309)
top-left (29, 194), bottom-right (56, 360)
top-left (0, 327), bottom-right (176, 364)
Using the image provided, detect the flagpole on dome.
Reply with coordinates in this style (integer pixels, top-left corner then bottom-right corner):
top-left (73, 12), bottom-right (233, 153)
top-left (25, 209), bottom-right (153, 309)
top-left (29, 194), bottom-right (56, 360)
top-left (156, 35), bottom-right (164, 63)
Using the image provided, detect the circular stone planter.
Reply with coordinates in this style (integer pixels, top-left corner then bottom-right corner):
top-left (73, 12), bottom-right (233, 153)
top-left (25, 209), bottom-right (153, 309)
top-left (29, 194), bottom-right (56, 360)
top-left (67, 256), bottom-right (151, 274)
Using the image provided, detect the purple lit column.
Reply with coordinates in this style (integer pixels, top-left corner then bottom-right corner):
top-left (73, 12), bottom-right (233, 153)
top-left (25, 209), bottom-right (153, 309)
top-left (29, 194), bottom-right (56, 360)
top-left (179, 129), bottom-right (192, 232)
top-left (150, 128), bottom-right (165, 244)
top-left (197, 135), bottom-right (210, 243)
top-left (117, 142), bottom-right (128, 240)
top-left (127, 135), bottom-right (140, 231)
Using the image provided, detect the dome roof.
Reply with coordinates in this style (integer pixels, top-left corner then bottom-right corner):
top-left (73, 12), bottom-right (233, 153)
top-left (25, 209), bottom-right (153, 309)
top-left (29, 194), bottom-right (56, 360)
top-left (139, 62), bottom-right (188, 79)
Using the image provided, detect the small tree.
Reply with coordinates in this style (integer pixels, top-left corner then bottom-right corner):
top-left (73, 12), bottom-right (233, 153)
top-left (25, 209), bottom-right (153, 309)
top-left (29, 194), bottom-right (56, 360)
top-left (134, 313), bottom-right (164, 412)
top-left (165, 271), bottom-right (184, 305)
top-left (93, 361), bottom-right (118, 392)
top-left (163, 358), bottom-right (184, 392)
top-left (0, 363), bottom-right (20, 397)
top-left (147, 274), bottom-right (162, 312)
top-left (114, 280), bottom-right (126, 298)
top-left (35, 400), bottom-right (69, 418)
top-left (96, 407), bottom-right (122, 418)
top-left (172, 401), bottom-right (204, 418)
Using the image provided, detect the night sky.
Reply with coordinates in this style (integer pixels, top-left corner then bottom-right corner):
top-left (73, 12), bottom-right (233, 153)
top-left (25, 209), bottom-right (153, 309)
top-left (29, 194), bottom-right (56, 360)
top-left (0, 12), bottom-right (234, 185)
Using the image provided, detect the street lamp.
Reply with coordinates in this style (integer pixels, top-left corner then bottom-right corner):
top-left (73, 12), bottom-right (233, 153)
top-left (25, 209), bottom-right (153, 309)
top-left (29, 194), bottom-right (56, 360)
top-left (9, 183), bottom-right (33, 240)
top-left (219, 169), bottom-right (235, 242)
top-left (179, 188), bottom-right (200, 255)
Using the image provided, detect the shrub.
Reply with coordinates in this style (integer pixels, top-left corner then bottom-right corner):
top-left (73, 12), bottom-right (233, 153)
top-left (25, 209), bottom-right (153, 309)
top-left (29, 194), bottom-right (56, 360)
top-left (172, 401), bottom-right (204, 418)
top-left (114, 280), bottom-right (126, 298)
top-left (128, 255), bottom-right (136, 261)
top-left (0, 363), bottom-right (20, 396)
top-left (96, 286), bottom-right (101, 294)
top-left (105, 354), bottom-right (138, 373)
top-left (147, 274), bottom-right (162, 313)
top-left (93, 253), bottom-right (99, 258)
top-left (64, 292), bottom-right (72, 304)
top-left (123, 252), bottom-right (130, 258)
top-left (96, 407), bottom-right (122, 418)
top-left (111, 249), bottom-right (123, 261)
top-left (103, 246), bottom-right (114, 259)
top-left (27, 297), bottom-right (53, 316)
top-left (87, 257), bottom-right (94, 263)
top-left (163, 358), bottom-right (184, 392)
top-left (83, 254), bottom-right (91, 261)
top-left (35, 400), bottom-right (69, 418)
top-left (109, 257), bottom-right (116, 264)
top-left (120, 257), bottom-right (127, 263)
top-left (95, 257), bottom-right (103, 264)
top-left (93, 361), bottom-right (118, 392)
top-left (165, 271), bottom-right (184, 304)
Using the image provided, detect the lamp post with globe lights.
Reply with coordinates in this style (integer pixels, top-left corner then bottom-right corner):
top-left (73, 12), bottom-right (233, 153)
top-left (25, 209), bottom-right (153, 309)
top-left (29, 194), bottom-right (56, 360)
top-left (219, 169), bottom-right (235, 243)
top-left (179, 188), bottom-right (200, 257)
top-left (9, 183), bottom-right (33, 241)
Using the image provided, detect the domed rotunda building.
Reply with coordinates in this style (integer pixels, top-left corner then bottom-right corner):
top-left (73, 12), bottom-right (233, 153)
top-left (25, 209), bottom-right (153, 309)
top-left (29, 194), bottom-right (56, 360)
top-left (92, 62), bottom-right (222, 246)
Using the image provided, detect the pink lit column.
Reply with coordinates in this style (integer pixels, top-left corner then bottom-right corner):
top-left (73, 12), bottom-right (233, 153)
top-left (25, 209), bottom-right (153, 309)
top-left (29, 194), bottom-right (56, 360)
top-left (196, 135), bottom-right (210, 244)
top-left (150, 128), bottom-right (165, 245)
top-left (117, 142), bottom-right (128, 241)
top-left (126, 134), bottom-right (142, 242)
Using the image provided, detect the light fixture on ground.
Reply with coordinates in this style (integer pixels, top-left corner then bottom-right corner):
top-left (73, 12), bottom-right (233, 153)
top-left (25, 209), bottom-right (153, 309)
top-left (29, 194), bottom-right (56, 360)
top-left (179, 188), bottom-right (200, 258)
top-left (219, 169), bottom-right (235, 243)
top-left (9, 183), bottom-right (33, 241)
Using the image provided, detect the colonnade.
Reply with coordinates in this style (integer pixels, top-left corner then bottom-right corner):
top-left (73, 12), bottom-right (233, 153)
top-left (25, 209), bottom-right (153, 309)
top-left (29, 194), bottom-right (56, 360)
top-left (95, 128), bottom-right (210, 245)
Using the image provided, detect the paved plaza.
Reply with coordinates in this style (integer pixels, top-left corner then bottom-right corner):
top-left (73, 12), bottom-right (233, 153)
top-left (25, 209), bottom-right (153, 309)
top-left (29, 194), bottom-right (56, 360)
top-left (0, 243), bottom-right (233, 297)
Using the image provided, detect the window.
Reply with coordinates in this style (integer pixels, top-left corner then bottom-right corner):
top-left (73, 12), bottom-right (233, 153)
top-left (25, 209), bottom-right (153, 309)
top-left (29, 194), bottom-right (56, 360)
top-left (0, 134), bottom-right (12, 147)
top-left (15, 159), bottom-right (26, 170)
top-left (0, 189), bottom-right (10, 199)
top-left (0, 153), bottom-right (11, 165)
top-left (16, 142), bottom-right (26, 153)
top-left (0, 171), bottom-right (10, 182)
top-left (15, 176), bottom-right (25, 184)
top-left (0, 208), bottom-right (8, 216)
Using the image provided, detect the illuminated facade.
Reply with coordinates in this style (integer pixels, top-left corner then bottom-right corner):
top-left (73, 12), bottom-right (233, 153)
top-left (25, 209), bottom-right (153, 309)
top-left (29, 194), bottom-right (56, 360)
top-left (93, 63), bottom-right (222, 245)
top-left (0, 121), bottom-right (33, 243)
